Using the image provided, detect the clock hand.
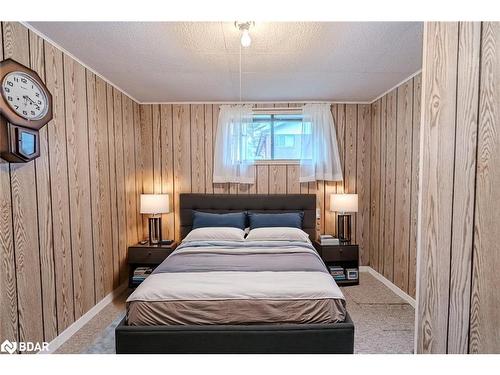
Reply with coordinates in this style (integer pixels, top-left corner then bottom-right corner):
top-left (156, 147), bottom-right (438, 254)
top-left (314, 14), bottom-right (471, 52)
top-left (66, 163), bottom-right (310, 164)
top-left (23, 95), bottom-right (36, 105)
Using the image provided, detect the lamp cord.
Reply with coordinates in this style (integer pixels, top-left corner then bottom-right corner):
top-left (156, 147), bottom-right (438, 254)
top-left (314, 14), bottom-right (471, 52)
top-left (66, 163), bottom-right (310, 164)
top-left (239, 41), bottom-right (242, 102)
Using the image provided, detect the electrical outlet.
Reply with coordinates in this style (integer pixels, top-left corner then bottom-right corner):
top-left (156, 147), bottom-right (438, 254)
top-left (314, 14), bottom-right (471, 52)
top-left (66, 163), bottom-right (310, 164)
top-left (316, 208), bottom-right (321, 219)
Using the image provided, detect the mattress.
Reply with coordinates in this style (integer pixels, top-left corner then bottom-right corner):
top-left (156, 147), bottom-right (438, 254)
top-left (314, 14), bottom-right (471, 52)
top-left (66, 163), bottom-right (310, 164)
top-left (126, 240), bottom-right (346, 326)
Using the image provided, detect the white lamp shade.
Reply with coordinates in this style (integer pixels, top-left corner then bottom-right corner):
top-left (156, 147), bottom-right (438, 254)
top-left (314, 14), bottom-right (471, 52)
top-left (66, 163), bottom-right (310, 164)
top-left (330, 194), bottom-right (358, 213)
top-left (140, 194), bottom-right (169, 215)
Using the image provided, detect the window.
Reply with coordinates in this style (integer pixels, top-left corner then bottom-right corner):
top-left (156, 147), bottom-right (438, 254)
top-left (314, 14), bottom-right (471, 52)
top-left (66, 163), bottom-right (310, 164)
top-left (244, 114), bottom-right (311, 161)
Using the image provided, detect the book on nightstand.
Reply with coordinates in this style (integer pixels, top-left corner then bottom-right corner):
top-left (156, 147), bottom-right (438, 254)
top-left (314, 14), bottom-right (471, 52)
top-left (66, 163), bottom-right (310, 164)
top-left (328, 265), bottom-right (346, 280)
top-left (132, 267), bottom-right (153, 284)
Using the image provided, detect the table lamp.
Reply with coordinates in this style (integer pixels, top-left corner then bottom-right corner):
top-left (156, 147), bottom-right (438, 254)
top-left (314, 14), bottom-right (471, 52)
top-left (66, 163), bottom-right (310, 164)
top-left (140, 194), bottom-right (169, 245)
top-left (330, 194), bottom-right (358, 244)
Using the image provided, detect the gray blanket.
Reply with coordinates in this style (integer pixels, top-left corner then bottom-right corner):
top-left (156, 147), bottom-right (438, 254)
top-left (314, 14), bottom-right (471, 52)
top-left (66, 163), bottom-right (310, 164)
top-left (154, 240), bottom-right (328, 273)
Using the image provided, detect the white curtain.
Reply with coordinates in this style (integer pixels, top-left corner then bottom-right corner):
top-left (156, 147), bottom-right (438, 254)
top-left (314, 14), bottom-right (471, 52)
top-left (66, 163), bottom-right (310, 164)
top-left (213, 104), bottom-right (255, 184)
top-left (300, 103), bottom-right (343, 182)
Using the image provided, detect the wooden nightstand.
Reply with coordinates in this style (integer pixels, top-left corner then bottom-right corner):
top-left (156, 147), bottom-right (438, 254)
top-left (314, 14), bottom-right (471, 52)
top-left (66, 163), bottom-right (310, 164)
top-left (313, 241), bottom-right (359, 286)
top-left (128, 242), bottom-right (177, 288)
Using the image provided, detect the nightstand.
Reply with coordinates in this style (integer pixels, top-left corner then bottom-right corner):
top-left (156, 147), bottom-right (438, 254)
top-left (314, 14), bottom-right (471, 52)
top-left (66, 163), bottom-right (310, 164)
top-left (128, 242), bottom-right (177, 288)
top-left (313, 241), bottom-right (359, 286)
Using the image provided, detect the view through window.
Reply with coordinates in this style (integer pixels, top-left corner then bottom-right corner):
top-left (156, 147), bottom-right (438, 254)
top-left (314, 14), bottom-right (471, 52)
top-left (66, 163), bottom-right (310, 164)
top-left (245, 114), bottom-right (311, 160)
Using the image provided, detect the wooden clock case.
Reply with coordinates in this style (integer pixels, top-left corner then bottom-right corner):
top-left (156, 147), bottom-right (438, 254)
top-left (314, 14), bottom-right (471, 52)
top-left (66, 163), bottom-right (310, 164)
top-left (0, 58), bottom-right (53, 163)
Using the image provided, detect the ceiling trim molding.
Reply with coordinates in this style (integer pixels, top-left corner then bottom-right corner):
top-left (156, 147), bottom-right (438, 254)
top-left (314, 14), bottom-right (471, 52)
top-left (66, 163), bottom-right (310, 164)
top-left (22, 21), bottom-right (141, 104)
top-left (369, 69), bottom-right (422, 104)
top-left (139, 100), bottom-right (373, 105)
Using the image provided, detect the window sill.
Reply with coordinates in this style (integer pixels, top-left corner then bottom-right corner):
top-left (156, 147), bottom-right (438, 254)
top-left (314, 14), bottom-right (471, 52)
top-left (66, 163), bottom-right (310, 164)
top-left (254, 159), bottom-right (300, 165)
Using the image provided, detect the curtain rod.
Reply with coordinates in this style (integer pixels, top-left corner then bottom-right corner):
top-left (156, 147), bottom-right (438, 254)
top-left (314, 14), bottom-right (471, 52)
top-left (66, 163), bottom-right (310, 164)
top-left (252, 107), bottom-right (303, 112)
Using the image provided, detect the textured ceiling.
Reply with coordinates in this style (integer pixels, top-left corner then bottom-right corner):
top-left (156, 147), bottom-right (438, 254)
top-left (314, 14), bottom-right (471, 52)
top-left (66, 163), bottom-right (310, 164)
top-left (27, 22), bottom-right (423, 103)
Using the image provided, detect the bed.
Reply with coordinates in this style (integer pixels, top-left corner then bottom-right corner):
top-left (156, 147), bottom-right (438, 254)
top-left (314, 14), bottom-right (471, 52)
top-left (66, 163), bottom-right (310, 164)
top-left (115, 194), bottom-right (354, 354)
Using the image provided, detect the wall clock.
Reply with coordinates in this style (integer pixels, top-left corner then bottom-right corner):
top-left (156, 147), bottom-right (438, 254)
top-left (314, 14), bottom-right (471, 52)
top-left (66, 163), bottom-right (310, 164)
top-left (0, 58), bottom-right (53, 163)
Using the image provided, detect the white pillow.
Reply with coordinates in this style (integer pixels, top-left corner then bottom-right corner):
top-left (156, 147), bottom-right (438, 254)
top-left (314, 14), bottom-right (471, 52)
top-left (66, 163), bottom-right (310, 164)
top-left (183, 227), bottom-right (246, 242)
top-left (245, 227), bottom-right (310, 242)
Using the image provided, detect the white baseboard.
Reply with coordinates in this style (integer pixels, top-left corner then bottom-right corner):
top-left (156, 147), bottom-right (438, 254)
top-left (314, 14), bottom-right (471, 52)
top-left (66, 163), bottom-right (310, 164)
top-left (42, 282), bottom-right (128, 354)
top-left (359, 266), bottom-right (416, 308)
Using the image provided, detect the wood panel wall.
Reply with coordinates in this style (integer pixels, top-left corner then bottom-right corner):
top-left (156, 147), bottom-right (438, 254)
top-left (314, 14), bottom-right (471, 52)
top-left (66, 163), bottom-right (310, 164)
top-left (416, 22), bottom-right (500, 354)
top-left (369, 74), bottom-right (422, 298)
top-left (0, 22), bottom-right (140, 351)
top-left (137, 103), bottom-right (372, 263)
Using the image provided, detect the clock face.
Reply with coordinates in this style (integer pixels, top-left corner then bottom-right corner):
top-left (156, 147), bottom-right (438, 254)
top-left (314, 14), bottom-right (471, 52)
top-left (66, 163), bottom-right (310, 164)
top-left (1, 71), bottom-right (49, 120)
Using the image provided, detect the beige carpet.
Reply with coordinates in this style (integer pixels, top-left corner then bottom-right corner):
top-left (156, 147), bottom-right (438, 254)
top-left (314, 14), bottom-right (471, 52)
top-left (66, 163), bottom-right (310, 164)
top-left (56, 271), bottom-right (415, 354)
top-left (341, 272), bottom-right (415, 354)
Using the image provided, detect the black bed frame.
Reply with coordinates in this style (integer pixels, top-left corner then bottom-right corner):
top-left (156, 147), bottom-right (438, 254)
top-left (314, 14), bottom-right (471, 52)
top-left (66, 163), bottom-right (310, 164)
top-left (115, 194), bottom-right (355, 354)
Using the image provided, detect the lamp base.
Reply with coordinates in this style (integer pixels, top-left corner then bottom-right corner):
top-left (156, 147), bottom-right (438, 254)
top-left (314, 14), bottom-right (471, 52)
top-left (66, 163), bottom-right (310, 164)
top-left (148, 216), bottom-right (163, 245)
top-left (337, 214), bottom-right (352, 244)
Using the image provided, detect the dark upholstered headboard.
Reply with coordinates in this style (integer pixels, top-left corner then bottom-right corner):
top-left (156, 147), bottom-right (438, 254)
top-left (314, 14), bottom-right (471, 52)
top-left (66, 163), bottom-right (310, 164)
top-left (179, 194), bottom-right (317, 240)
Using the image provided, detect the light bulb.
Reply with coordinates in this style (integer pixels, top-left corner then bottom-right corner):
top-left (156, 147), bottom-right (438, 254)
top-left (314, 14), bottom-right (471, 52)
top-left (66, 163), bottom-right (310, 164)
top-left (241, 29), bottom-right (251, 47)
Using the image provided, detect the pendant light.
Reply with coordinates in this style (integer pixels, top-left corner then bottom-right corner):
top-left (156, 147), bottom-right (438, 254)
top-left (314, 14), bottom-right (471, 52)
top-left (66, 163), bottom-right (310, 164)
top-left (235, 21), bottom-right (254, 48)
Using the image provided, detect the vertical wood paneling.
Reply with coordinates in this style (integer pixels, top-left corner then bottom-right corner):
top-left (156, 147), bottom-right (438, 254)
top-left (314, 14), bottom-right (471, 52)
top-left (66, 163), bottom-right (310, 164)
top-left (356, 104), bottom-right (371, 265)
top-left (256, 165), bottom-right (269, 194)
top-left (469, 21), bottom-right (500, 354)
top-left (106, 84), bottom-right (119, 288)
top-left (238, 180), bottom-right (250, 194)
top-left (415, 20), bottom-right (500, 356)
top-left (160, 105), bottom-right (175, 240)
top-left (369, 99), bottom-right (381, 271)
top-left (123, 97), bottom-right (138, 248)
top-left (417, 22), bottom-right (459, 354)
top-left (409, 74), bottom-right (422, 298)
top-left (139, 105), bottom-right (153, 238)
top-left (191, 104), bottom-right (205, 193)
top-left (151, 105), bottom-right (161, 194)
top-left (247, 168), bottom-right (257, 194)
top-left (370, 75), bottom-right (421, 296)
top-left (133, 102), bottom-right (143, 241)
top-left (269, 165), bottom-right (287, 194)
top-left (394, 80), bottom-right (413, 292)
top-left (446, 22), bottom-right (481, 353)
top-left (63, 54), bottom-right (95, 319)
top-left (4, 22), bottom-right (44, 346)
top-left (0, 21), bottom-right (19, 347)
top-left (86, 71), bottom-right (102, 301)
top-left (113, 90), bottom-right (127, 284)
top-left (383, 89), bottom-right (397, 281)
top-left (229, 183), bottom-right (238, 194)
top-left (30, 30), bottom-right (57, 342)
top-left (139, 105), bottom-right (152, 238)
top-left (95, 77), bottom-right (113, 296)
top-left (344, 104), bottom-right (357, 242)
top-left (286, 165), bottom-right (300, 194)
top-left (204, 105), bottom-right (214, 194)
top-left (44, 42), bottom-right (75, 332)
top-left (378, 96), bottom-right (387, 274)
top-left (173, 105), bottom-right (191, 241)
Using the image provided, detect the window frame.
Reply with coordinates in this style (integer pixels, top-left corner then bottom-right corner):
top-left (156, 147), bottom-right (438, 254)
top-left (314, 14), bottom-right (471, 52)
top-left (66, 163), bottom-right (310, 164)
top-left (250, 112), bottom-right (304, 163)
